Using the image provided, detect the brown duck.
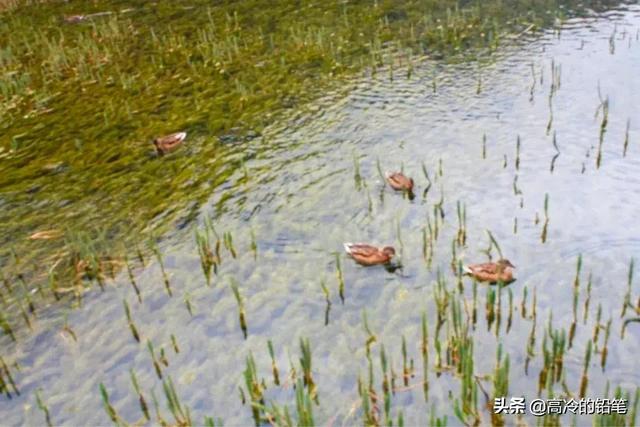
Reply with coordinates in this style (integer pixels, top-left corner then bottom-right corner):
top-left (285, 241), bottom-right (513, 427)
top-left (463, 259), bottom-right (516, 284)
top-left (153, 132), bottom-right (187, 155)
top-left (344, 243), bottom-right (396, 266)
top-left (385, 171), bottom-right (414, 193)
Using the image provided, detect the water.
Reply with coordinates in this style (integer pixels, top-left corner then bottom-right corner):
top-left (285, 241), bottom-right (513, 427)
top-left (2, 3), bottom-right (640, 426)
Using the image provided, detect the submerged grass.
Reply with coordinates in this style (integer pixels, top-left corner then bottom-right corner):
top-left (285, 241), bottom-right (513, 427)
top-left (0, 0), bottom-right (618, 318)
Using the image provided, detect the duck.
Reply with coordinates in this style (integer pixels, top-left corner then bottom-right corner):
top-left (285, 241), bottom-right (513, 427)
top-left (153, 132), bottom-right (187, 155)
top-left (344, 243), bottom-right (396, 266)
top-left (463, 259), bottom-right (516, 284)
top-left (385, 171), bottom-right (415, 195)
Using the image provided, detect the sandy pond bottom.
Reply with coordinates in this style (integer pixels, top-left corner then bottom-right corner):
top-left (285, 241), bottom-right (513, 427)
top-left (2, 4), bottom-right (640, 427)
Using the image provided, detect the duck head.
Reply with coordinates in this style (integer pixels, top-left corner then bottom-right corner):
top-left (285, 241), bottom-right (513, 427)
top-left (497, 259), bottom-right (515, 269)
top-left (382, 246), bottom-right (396, 258)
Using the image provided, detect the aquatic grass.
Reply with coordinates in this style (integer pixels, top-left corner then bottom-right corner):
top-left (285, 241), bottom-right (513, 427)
top-left (480, 133), bottom-right (488, 159)
top-left (623, 118), bottom-right (631, 157)
top-left (579, 341), bottom-right (592, 398)
top-left (379, 344), bottom-right (391, 425)
top-left (230, 278), bottom-right (247, 339)
top-left (147, 340), bottom-right (163, 380)
top-left (595, 85), bottom-right (609, 169)
top-left (123, 299), bottom-right (140, 343)
top-left (0, 312), bottom-right (16, 342)
top-left (184, 292), bottom-right (194, 316)
top-left (541, 193), bottom-right (550, 243)
top-left (320, 279), bottom-right (331, 326)
top-left (250, 228), bottom-right (257, 260)
top-left (335, 253), bottom-right (345, 304)
top-left (455, 201), bottom-right (466, 247)
top-left (491, 343), bottom-right (510, 426)
top-left (148, 239), bottom-right (171, 297)
top-left (130, 369), bottom-right (150, 422)
top-left (99, 383), bottom-right (120, 425)
top-left (594, 303), bottom-right (603, 343)
top-left (421, 162), bottom-right (433, 199)
top-left (170, 334), bottom-right (180, 354)
top-left (162, 376), bottom-right (192, 426)
top-left (507, 288), bottom-right (513, 333)
top-left (621, 258), bottom-right (634, 318)
top-left (421, 311), bottom-right (429, 402)
top-left (583, 273), bottom-right (592, 324)
top-left (243, 352), bottom-right (265, 427)
top-left (267, 340), bottom-right (280, 386)
top-left (362, 310), bottom-right (377, 357)
top-left (486, 230), bottom-right (503, 260)
top-left (550, 130), bottom-right (560, 173)
top-left (124, 255), bottom-right (141, 303)
top-left (515, 135), bottom-right (521, 170)
top-left (195, 221), bottom-right (218, 286)
top-left (601, 317), bottom-right (612, 370)
top-left (223, 231), bottom-right (237, 259)
top-left (299, 337), bottom-right (318, 403)
top-left (352, 151), bottom-right (362, 191)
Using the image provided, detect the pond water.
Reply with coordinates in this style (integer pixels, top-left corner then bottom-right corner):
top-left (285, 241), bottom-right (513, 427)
top-left (1, 2), bottom-right (640, 426)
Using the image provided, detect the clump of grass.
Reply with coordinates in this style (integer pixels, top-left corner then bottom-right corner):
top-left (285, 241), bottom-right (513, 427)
top-left (195, 219), bottom-right (219, 286)
top-left (244, 352), bottom-right (265, 426)
top-left (230, 278), bottom-right (247, 339)
top-left (491, 343), bottom-right (510, 426)
top-left (162, 376), bottom-right (192, 426)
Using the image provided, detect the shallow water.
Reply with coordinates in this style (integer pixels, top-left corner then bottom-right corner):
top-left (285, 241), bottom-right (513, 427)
top-left (2, 2), bottom-right (640, 426)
